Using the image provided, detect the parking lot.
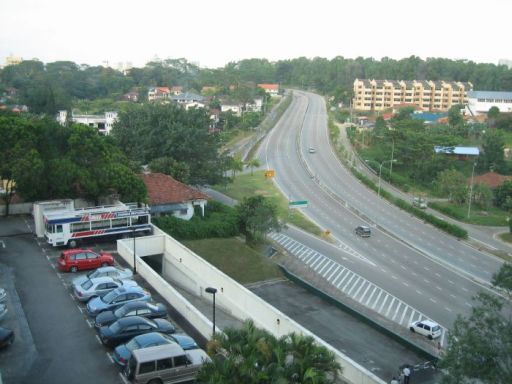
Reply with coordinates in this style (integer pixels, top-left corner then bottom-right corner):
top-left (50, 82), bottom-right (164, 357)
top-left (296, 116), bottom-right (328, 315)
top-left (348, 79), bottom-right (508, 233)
top-left (0, 215), bottom-right (197, 384)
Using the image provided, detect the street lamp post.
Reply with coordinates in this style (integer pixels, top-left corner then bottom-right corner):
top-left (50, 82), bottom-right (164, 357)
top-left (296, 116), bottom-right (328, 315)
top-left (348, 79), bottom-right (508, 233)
top-left (205, 287), bottom-right (217, 337)
top-left (378, 159), bottom-right (397, 197)
top-left (467, 161), bottom-right (477, 219)
top-left (132, 227), bottom-right (137, 275)
top-left (389, 138), bottom-right (395, 178)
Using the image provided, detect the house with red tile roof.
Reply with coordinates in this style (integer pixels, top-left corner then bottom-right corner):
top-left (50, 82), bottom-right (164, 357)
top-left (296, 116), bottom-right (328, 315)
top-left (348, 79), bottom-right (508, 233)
top-left (148, 87), bottom-right (171, 101)
top-left (139, 173), bottom-right (209, 219)
top-left (257, 83), bottom-right (279, 95)
top-left (468, 172), bottom-right (512, 189)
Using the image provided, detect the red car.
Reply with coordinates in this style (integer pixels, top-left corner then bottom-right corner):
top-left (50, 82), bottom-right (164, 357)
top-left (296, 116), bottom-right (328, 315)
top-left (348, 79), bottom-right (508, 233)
top-left (58, 249), bottom-right (114, 273)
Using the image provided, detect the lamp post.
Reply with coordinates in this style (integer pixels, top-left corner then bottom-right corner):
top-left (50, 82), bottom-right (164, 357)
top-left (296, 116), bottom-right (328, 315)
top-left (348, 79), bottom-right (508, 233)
top-left (378, 159), bottom-right (397, 197)
top-left (205, 287), bottom-right (217, 337)
top-left (467, 161), bottom-right (477, 219)
top-left (132, 227), bottom-right (137, 275)
top-left (389, 137), bottom-right (395, 178)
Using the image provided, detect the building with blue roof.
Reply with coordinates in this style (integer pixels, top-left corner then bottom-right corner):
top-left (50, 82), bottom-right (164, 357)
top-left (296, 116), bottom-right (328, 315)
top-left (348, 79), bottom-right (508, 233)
top-left (434, 146), bottom-right (479, 160)
top-left (467, 90), bottom-right (512, 115)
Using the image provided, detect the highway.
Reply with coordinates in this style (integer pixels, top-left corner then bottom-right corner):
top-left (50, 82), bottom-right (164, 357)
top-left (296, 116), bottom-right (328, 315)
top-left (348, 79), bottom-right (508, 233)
top-left (258, 90), bottom-right (504, 335)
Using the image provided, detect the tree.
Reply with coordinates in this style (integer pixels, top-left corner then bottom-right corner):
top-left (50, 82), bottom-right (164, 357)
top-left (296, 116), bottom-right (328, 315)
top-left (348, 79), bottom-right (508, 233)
top-left (198, 320), bottom-right (341, 384)
top-left (236, 196), bottom-right (282, 244)
top-left (487, 106), bottom-right (500, 128)
top-left (245, 158), bottom-right (261, 175)
top-left (149, 156), bottom-right (191, 183)
top-left (435, 169), bottom-right (467, 203)
top-left (440, 292), bottom-right (512, 383)
top-left (471, 183), bottom-right (493, 209)
top-left (491, 263), bottom-right (512, 296)
top-left (229, 156), bottom-right (245, 178)
top-left (448, 104), bottom-right (464, 127)
top-left (481, 130), bottom-right (505, 172)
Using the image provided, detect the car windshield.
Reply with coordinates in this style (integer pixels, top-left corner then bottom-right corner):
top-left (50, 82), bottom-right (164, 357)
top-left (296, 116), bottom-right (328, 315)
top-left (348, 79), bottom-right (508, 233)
top-left (109, 321), bottom-right (121, 333)
top-left (87, 270), bottom-right (99, 279)
top-left (125, 337), bottom-right (141, 351)
top-left (81, 279), bottom-right (94, 290)
top-left (114, 305), bottom-right (129, 317)
top-left (102, 290), bottom-right (117, 304)
top-left (432, 325), bottom-right (440, 332)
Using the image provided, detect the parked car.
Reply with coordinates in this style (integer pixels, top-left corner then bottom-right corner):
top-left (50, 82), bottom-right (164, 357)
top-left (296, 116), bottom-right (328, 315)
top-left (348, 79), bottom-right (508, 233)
top-left (87, 286), bottom-right (151, 316)
top-left (113, 331), bottom-right (176, 367)
top-left (99, 316), bottom-right (175, 348)
top-left (94, 301), bottom-right (168, 328)
top-left (0, 303), bottom-right (7, 321)
top-left (0, 287), bottom-right (6, 303)
top-left (58, 249), bottom-right (114, 273)
top-left (124, 343), bottom-right (210, 384)
top-left (355, 225), bottom-right (371, 238)
top-left (0, 326), bottom-right (14, 348)
top-left (73, 277), bottom-right (138, 302)
top-left (168, 333), bottom-right (199, 351)
top-left (72, 266), bottom-right (133, 289)
top-left (412, 197), bottom-right (427, 209)
top-left (409, 320), bottom-right (442, 339)
top-left (308, 147), bottom-right (316, 153)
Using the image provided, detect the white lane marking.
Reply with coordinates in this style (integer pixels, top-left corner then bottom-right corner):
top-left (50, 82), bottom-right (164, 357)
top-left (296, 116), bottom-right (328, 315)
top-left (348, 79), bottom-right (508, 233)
top-left (445, 307), bottom-right (453, 312)
top-left (462, 287), bottom-right (469, 292)
top-left (436, 286), bottom-right (442, 291)
top-left (371, 290), bottom-right (384, 310)
top-left (448, 280), bottom-right (455, 285)
top-left (77, 306), bottom-right (83, 314)
top-left (430, 298), bottom-right (437, 303)
top-left (346, 277), bottom-right (363, 296)
top-left (385, 297), bottom-right (397, 317)
top-left (119, 373), bottom-right (129, 384)
top-left (392, 275), bottom-right (398, 280)
top-left (450, 294), bottom-right (456, 299)
top-left (95, 335), bottom-right (102, 344)
top-left (106, 352), bottom-right (114, 364)
top-left (364, 286), bottom-right (378, 306)
top-left (465, 302), bottom-right (472, 307)
top-left (402, 282), bottom-right (409, 287)
top-left (416, 290), bottom-right (422, 295)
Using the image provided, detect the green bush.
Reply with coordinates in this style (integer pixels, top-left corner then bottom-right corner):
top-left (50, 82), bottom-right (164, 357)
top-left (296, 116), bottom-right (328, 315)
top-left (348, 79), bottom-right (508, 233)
top-left (428, 202), bottom-right (466, 220)
top-left (153, 201), bottom-right (239, 240)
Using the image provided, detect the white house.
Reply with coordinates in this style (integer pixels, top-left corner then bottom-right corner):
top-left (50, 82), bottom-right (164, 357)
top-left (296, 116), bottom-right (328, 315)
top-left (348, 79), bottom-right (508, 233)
top-left (220, 102), bottom-right (243, 116)
top-left (57, 111), bottom-right (118, 135)
top-left (467, 91), bottom-right (512, 115)
top-left (246, 97), bottom-right (264, 112)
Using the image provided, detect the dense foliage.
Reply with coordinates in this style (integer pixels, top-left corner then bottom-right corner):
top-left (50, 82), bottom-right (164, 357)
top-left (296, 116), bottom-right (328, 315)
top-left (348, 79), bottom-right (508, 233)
top-left (2, 56), bottom-right (512, 114)
top-left (153, 201), bottom-right (239, 240)
top-left (236, 195), bottom-right (282, 243)
top-left (0, 111), bottom-right (145, 214)
top-left (199, 320), bottom-right (341, 384)
top-left (440, 289), bottom-right (512, 383)
top-left (112, 103), bottom-right (226, 185)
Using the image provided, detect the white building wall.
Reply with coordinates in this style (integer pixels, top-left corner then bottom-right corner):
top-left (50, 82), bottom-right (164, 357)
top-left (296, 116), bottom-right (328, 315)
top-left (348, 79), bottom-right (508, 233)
top-left (116, 231), bottom-right (385, 384)
top-left (468, 98), bottom-right (512, 114)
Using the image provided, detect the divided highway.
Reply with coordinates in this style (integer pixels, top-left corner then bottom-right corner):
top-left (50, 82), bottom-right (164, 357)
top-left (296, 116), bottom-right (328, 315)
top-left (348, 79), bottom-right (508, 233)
top-left (258, 90), bottom-right (504, 333)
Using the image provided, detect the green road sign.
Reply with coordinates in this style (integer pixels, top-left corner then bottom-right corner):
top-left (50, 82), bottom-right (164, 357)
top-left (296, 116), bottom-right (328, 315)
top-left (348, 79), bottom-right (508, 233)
top-left (289, 200), bottom-right (308, 208)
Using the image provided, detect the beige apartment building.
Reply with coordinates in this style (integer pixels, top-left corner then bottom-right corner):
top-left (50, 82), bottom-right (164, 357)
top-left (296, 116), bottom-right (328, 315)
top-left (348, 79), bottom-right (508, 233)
top-left (353, 79), bottom-right (472, 112)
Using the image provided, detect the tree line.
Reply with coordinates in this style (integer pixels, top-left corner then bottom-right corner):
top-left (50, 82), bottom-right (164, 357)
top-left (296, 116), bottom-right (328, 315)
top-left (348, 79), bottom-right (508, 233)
top-left (2, 56), bottom-right (512, 115)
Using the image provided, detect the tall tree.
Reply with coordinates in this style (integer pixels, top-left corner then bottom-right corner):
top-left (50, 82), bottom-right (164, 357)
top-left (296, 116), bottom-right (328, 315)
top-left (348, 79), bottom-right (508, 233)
top-left (236, 196), bottom-right (282, 244)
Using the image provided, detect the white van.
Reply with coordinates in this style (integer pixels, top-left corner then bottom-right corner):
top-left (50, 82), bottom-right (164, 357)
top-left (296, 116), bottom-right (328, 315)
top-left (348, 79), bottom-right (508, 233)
top-left (124, 343), bottom-right (210, 384)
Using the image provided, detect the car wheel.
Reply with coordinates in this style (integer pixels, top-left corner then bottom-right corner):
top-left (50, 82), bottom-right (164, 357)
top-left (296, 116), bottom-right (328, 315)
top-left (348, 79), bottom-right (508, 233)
top-left (409, 327), bottom-right (415, 333)
top-left (69, 240), bottom-right (77, 248)
top-left (147, 379), bottom-right (163, 384)
top-left (70, 266), bottom-right (78, 273)
top-left (101, 262), bottom-right (109, 267)
top-left (428, 335), bottom-right (433, 340)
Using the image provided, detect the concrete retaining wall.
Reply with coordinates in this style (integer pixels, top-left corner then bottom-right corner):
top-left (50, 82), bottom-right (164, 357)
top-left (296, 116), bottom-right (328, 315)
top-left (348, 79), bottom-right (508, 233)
top-left (116, 230), bottom-right (385, 384)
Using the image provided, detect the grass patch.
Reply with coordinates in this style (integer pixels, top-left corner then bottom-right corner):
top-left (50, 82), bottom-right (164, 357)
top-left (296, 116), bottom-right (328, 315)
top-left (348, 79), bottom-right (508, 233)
top-left (499, 232), bottom-right (512, 244)
top-left (214, 170), bottom-right (324, 236)
top-left (182, 237), bottom-right (283, 284)
top-left (429, 201), bottom-right (509, 226)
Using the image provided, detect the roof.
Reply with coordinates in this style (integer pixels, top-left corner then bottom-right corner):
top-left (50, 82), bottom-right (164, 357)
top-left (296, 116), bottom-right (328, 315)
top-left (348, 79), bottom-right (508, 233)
top-left (257, 83), bottom-right (279, 90)
top-left (434, 146), bottom-right (480, 156)
top-left (467, 91), bottom-right (512, 101)
top-left (470, 172), bottom-right (512, 188)
top-left (139, 173), bottom-right (209, 206)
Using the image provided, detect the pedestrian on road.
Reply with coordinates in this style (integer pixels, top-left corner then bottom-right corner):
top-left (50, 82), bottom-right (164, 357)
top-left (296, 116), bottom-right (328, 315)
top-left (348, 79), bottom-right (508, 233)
top-left (403, 366), bottom-right (411, 384)
top-left (390, 376), bottom-right (399, 384)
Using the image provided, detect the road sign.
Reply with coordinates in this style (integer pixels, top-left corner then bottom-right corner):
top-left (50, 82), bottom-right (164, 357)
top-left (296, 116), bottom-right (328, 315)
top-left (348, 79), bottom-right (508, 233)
top-left (265, 170), bottom-right (275, 178)
top-left (289, 200), bottom-right (308, 208)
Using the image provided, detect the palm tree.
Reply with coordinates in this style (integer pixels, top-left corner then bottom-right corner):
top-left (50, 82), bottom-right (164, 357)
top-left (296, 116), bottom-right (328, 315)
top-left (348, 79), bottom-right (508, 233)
top-left (229, 156), bottom-right (244, 178)
top-left (245, 158), bottom-right (261, 175)
top-left (197, 320), bottom-right (341, 383)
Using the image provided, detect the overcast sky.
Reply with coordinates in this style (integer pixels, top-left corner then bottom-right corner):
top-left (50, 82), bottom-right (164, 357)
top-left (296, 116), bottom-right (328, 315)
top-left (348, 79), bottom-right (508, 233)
top-left (1, 0), bottom-right (510, 69)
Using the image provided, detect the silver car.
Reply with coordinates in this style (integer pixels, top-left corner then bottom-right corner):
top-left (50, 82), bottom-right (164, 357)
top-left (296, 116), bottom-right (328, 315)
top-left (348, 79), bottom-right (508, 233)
top-left (72, 266), bottom-right (133, 291)
top-left (74, 277), bottom-right (138, 302)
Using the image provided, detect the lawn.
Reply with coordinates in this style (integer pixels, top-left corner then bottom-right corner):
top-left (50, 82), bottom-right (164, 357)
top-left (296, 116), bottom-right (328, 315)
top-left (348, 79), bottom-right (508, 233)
top-left (430, 201), bottom-right (509, 226)
top-left (182, 237), bottom-right (283, 284)
top-left (214, 170), bottom-right (324, 236)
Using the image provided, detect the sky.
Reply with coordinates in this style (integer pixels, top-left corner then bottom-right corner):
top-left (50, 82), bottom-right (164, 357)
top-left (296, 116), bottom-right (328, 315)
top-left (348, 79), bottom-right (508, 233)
top-left (1, 0), bottom-right (511, 69)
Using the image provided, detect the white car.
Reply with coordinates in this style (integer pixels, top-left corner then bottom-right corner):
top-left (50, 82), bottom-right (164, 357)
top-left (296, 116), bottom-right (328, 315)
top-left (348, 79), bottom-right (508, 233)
top-left (409, 320), bottom-right (442, 339)
top-left (73, 277), bottom-right (138, 302)
top-left (308, 147), bottom-right (316, 154)
top-left (72, 266), bottom-right (133, 291)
